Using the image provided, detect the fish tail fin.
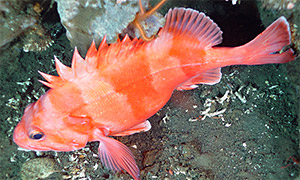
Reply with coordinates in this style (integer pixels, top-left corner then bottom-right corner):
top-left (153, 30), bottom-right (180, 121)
top-left (239, 17), bottom-right (295, 65)
top-left (97, 135), bottom-right (140, 180)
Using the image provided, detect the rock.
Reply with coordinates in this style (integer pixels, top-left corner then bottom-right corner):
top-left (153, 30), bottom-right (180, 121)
top-left (20, 157), bottom-right (60, 180)
top-left (0, 0), bottom-right (37, 48)
top-left (55, 0), bottom-right (143, 55)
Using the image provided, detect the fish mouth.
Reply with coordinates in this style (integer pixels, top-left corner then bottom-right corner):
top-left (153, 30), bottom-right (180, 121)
top-left (18, 143), bottom-right (71, 151)
top-left (18, 143), bottom-right (52, 151)
top-left (26, 142), bottom-right (81, 152)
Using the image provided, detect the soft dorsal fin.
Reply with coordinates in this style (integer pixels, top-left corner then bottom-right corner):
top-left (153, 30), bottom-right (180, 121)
top-left (159, 8), bottom-right (223, 49)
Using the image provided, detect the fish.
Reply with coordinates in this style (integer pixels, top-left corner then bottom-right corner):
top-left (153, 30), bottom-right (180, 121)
top-left (13, 7), bottom-right (295, 180)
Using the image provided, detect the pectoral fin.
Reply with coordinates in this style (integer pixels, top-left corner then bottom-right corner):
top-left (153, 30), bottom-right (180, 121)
top-left (97, 135), bottom-right (140, 180)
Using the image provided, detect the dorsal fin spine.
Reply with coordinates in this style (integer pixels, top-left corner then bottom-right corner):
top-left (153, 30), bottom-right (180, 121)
top-left (55, 56), bottom-right (74, 81)
top-left (38, 71), bottom-right (57, 83)
top-left (86, 41), bottom-right (98, 72)
top-left (38, 70), bottom-right (64, 88)
top-left (96, 36), bottom-right (108, 68)
top-left (99, 35), bottom-right (108, 50)
top-left (38, 80), bottom-right (54, 88)
top-left (122, 34), bottom-right (130, 43)
top-left (71, 47), bottom-right (85, 78)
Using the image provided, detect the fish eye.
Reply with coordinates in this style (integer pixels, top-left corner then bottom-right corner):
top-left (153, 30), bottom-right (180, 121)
top-left (29, 130), bottom-right (44, 140)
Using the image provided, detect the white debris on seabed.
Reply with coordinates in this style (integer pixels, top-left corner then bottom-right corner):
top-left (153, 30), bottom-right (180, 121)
top-left (234, 86), bottom-right (247, 103)
top-left (189, 89), bottom-right (231, 122)
top-left (188, 81), bottom-right (258, 126)
top-left (234, 91), bottom-right (246, 103)
top-left (225, 0), bottom-right (240, 5)
top-left (62, 148), bottom-right (95, 180)
top-left (162, 112), bottom-right (171, 124)
top-left (217, 90), bottom-right (230, 104)
top-left (93, 163), bottom-right (98, 171)
top-left (131, 144), bottom-right (137, 149)
top-left (224, 122), bottom-right (232, 127)
top-left (200, 107), bottom-right (227, 121)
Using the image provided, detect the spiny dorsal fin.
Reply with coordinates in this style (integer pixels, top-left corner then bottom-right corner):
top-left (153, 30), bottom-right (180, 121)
top-left (39, 35), bottom-right (144, 88)
top-left (159, 8), bottom-right (223, 49)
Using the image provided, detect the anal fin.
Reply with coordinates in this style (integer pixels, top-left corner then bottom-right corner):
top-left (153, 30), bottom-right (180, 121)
top-left (111, 120), bottom-right (151, 136)
top-left (176, 68), bottom-right (222, 90)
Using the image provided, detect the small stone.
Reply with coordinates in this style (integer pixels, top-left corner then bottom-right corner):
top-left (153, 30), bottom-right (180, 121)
top-left (143, 149), bottom-right (162, 167)
top-left (20, 157), bottom-right (59, 180)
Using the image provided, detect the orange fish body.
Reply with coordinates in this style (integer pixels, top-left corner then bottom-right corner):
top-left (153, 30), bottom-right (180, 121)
top-left (13, 8), bottom-right (295, 179)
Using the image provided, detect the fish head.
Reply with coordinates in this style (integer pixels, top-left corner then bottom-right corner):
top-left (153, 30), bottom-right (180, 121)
top-left (13, 91), bottom-right (90, 152)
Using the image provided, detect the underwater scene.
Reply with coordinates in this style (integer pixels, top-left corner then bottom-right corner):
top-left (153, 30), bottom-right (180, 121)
top-left (0, 0), bottom-right (299, 179)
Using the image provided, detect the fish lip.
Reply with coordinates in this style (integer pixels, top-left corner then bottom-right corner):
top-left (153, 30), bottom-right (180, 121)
top-left (22, 144), bottom-right (52, 151)
top-left (27, 144), bottom-right (80, 152)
